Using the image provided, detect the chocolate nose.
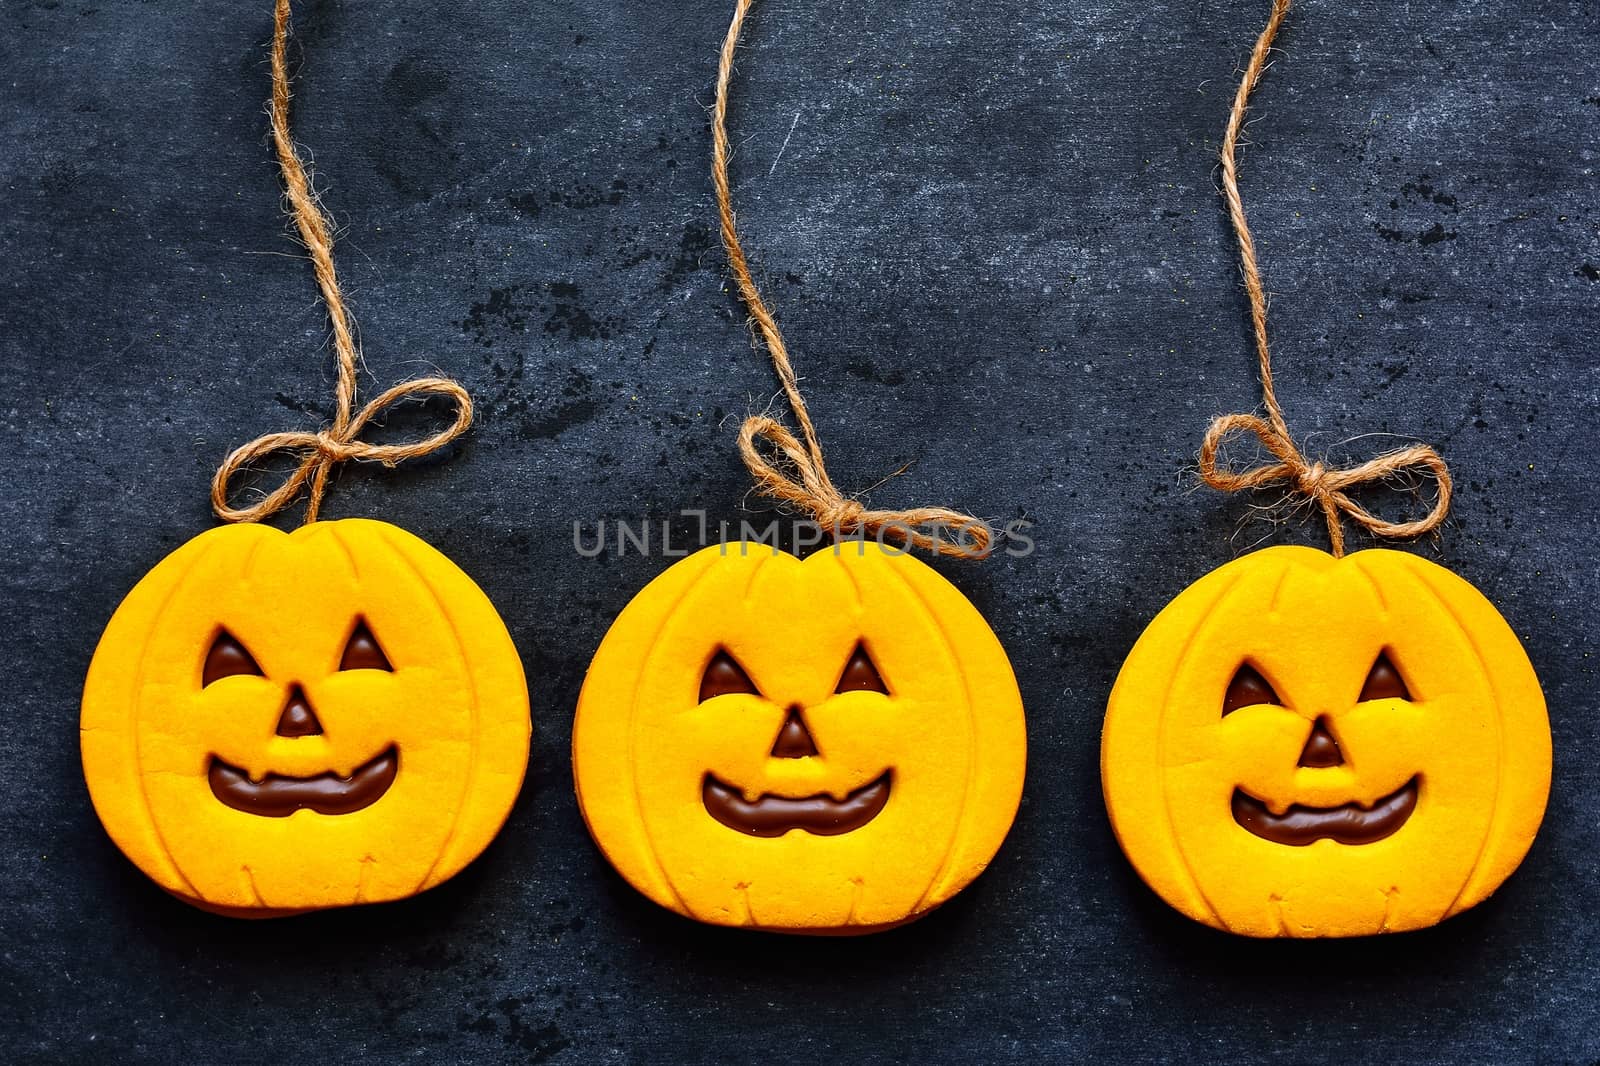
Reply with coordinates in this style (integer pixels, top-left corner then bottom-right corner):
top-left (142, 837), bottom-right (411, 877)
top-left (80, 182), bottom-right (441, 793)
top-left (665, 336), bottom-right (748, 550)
top-left (1297, 716), bottom-right (1343, 768)
top-left (770, 706), bottom-right (819, 759)
top-left (274, 684), bottom-right (324, 738)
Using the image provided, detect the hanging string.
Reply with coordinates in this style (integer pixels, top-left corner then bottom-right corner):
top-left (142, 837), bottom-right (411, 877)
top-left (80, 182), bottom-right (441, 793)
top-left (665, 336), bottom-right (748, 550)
top-left (211, 0), bottom-right (473, 525)
top-left (1198, 0), bottom-right (1452, 558)
top-left (712, 0), bottom-right (992, 558)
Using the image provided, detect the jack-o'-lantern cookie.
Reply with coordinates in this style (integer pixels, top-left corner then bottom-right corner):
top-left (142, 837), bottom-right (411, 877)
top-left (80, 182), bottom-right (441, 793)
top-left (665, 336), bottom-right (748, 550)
top-left (81, 1), bottom-right (529, 916)
top-left (1101, 0), bottom-right (1551, 937)
top-left (82, 520), bottom-right (530, 916)
top-left (578, 0), bottom-right (1027, 934)
top-left (1102, 546), bottom-right (1549, 937)
top-left (573, 542), bottom-right (1026, 933)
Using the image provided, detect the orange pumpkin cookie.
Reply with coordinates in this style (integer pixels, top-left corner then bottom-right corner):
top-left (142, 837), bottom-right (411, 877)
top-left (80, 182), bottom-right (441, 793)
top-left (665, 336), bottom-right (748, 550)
top-left (573, 541), bottom-right (1026, 933)
top-left (1102, 545), bottom-right (1550, 937)
top-left (81, 519), bottom-right (530, 916)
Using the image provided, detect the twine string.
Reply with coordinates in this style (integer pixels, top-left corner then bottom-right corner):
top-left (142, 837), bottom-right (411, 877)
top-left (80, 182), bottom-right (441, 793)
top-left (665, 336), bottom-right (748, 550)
top-left (1200, 0), bottom-right (1452, 557)
top-left (712, 0), bottom-right (990, 558)
top-left (211, 0), bottom-right (472, 525)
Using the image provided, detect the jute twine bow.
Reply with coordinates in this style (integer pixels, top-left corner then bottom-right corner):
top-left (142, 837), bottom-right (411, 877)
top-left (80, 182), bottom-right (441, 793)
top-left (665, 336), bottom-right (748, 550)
top-left (713, 0), bottom-right (991, 558)
top-left (1199, 0), bottom-right (1452, 558)
top-left (211, 0), bottom-right (472, 525)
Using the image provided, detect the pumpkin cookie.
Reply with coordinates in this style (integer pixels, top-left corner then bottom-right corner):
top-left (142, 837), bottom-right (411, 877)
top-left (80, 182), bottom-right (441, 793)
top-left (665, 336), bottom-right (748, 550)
top-left (81, 519), bottom-right (530, 915)
top-left (1102, 546), bottom-right (1549, 937)
top-left (573, 542), bottom-right (1026, 933)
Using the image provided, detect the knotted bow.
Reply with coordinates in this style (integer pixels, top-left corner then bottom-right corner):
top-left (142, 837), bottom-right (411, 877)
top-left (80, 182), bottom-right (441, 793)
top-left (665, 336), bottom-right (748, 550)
top-left (211, 377), bottom-right (472, 524)
top-left (738, 415), bottom-right (992, 557)
top-left (714, 0), bottom-right (991, 559)
top-left (1202, 0), bottom-right (1453, 557)
top-left (212, 0), bottom-right (473, 526)
top-left (1198, 412), bottom-right (1452, 559)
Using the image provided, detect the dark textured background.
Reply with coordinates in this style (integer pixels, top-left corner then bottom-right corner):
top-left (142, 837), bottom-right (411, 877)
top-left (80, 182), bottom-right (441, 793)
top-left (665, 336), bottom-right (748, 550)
top-left (3, 0), bottom-right (1597, 1062)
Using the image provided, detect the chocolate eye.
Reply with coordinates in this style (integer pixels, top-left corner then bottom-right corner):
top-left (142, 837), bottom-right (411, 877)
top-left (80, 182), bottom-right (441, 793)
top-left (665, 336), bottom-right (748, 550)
top-left (835, 643), bottom-right (889, 695)
top-left (203, 630), bottom-right (263, 687)
top-left (700, 649), bottom-right (759, 702)
top-left (339, 620), bottom-right (393, 672)
top-left (1222, 663), bottom-right (1280, 716)
top-left (1358, 652), bottom-right (1412, 701)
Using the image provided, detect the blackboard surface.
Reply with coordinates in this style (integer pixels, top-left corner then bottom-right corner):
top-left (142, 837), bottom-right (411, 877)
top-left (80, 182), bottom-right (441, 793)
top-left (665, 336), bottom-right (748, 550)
top-left (3, 1), bottom-right (1596, 1062)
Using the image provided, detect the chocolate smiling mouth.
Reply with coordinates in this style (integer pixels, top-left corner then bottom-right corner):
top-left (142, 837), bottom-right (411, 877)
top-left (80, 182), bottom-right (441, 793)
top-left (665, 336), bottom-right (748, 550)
top-left (1232, 775), bottom-right (1420, 846)
top-left (208, 746), bottom-right (399, 817)
top-left (702, 771), bottom-right (892, 837)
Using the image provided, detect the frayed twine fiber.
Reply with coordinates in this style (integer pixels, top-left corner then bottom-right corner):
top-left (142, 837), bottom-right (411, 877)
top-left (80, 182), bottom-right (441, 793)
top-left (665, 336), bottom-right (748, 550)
top-left (211, 0), bottom-right (471, 525)
top-left (1199, 0), bottom-right (1451, 558)
top-left (712, 0), bottom-right (991, 559)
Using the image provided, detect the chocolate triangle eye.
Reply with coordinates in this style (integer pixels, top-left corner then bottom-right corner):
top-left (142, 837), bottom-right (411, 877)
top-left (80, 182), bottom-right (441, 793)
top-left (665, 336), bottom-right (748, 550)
top-left (1358, 652), bottom-right (1411, 701)
top-left (339, 620), bottom-right (393, 672)
top-left (203, 630), bottom-right (263, 687)
top-left (1222, 663), bottom-right (1280, 716)
top-left (835, 643), bottom-right (889, 695)
top-left (700, 649), bottom-right (759, 702)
